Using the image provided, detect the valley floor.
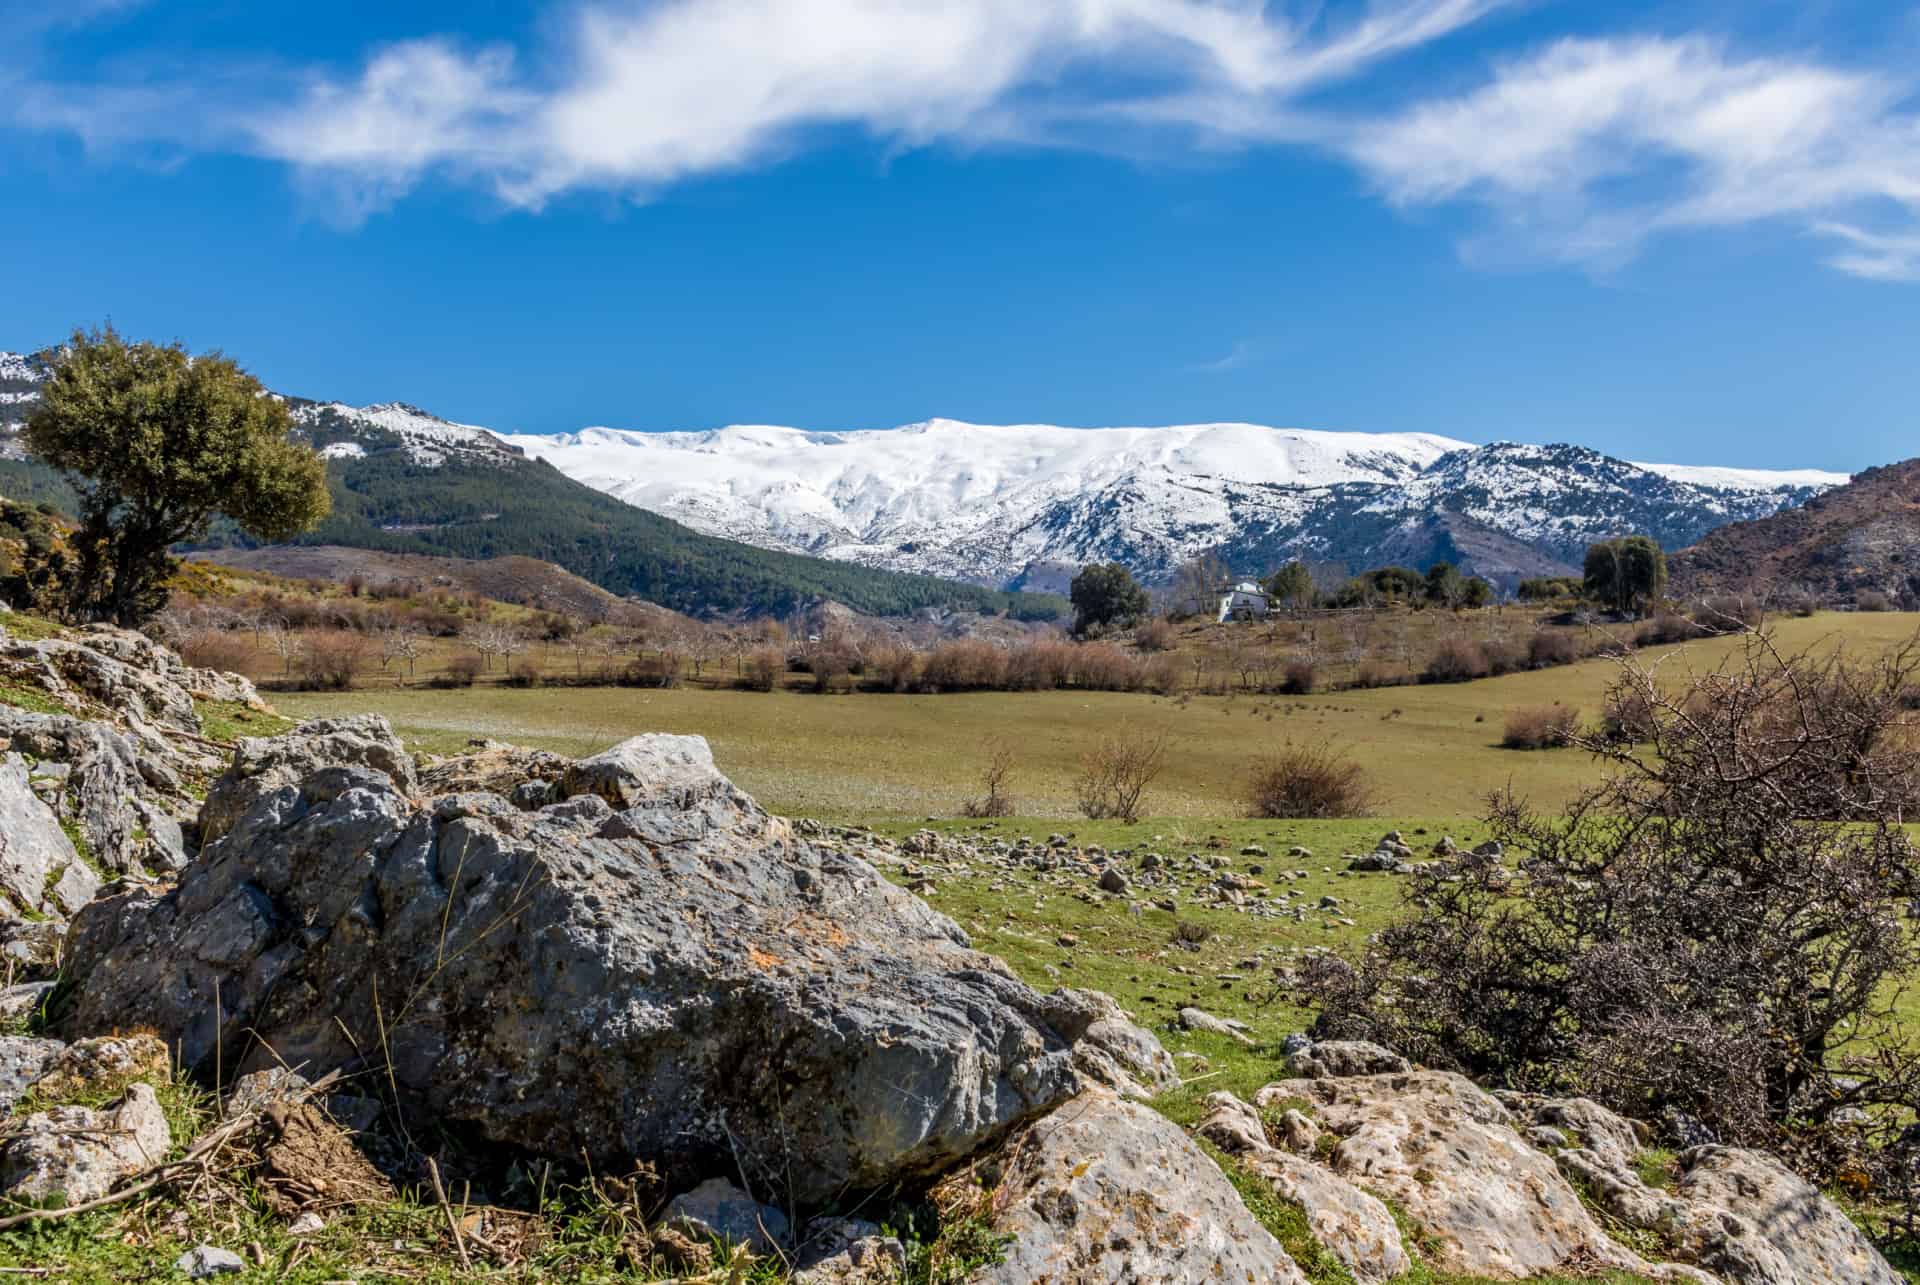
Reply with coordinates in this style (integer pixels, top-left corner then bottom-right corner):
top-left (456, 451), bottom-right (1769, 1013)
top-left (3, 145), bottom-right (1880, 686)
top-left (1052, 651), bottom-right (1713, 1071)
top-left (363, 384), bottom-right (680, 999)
top-left (278, 610), bottom-right (1920, 823)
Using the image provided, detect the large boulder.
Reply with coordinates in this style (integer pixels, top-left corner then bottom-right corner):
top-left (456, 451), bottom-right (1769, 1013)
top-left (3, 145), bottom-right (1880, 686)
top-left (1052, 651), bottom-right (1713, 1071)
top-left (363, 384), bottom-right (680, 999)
top-left (0, 752), bottom-right (99, 917)
top-left (197, 714), bottom-right (416, 845)
top-left (975, 1090), bottom-right (1305, 1284)
top-left (61, 732), bottom-right (1161, 1204)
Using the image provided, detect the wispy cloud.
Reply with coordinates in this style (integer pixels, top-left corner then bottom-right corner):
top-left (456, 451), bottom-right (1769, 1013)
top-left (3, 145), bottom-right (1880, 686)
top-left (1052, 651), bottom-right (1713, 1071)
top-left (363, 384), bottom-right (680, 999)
top-left (1341, 36), bottom-right (1920, 279)
top-left (1185, 339), bottom-right (1256, 373)
top-left (11, 0), bottom-right (1507, 213)
top-left (12, 1), bottom-right (1920, 283)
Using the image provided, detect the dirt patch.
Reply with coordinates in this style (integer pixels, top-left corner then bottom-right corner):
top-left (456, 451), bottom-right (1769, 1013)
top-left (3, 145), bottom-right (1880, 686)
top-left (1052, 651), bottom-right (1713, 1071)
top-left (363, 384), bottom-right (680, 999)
top-left (256, 1103), bottom-right (395, 1214)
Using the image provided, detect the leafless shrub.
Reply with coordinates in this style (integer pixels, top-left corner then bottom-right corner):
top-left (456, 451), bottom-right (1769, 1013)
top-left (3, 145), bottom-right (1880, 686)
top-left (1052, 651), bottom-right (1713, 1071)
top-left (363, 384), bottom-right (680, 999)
top-left (1074, 725), bottom-right (1170, 823)
top-left (1306, 631), bottom-right (1920, 1217)
top-left (1280, 659), bottom-right (1317, 695)
top-left (1527, 630), bottom-right (1581, 668)
top-left (1423, 637), bottom-right (1490, 684)
top-left (177, 630), bottom-right (255, 674)
top-left (742, 646), bottom-right (785, 692)
top-left (808, 647), bottom-right (854, 694)
top-left (960, 739), bottom-right (1018, 818)
top-left (1501, 703), bottom-right (1580, 750)
top-left (435, 654), bottom-right (482, 688)
top-left (1135, 617), bottom-right (1176, 652)
top-left (293, 632), bottom-right (367, 691)
top-left (1858, 589), bottom-right (1895, 612)
top-left (1352, 662), bottom-right (1407, 690)
top-left (1242, 741), bottom-right (1376, 818)
top-left (1636, 612), bottom-right (1708, 646)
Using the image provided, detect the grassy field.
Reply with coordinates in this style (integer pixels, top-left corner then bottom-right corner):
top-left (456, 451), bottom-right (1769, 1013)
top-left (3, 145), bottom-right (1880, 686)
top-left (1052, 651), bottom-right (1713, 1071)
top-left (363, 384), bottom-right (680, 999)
top-left (278, 611), bottom-right (1920, 824)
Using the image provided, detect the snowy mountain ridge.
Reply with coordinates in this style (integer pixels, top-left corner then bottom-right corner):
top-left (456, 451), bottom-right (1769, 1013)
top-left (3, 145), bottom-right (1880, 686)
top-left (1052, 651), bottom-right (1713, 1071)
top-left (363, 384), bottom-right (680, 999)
top-left (0, 348), bottom-right (1851, 590)
top-left (498, 418), bottom-right (1848, 590)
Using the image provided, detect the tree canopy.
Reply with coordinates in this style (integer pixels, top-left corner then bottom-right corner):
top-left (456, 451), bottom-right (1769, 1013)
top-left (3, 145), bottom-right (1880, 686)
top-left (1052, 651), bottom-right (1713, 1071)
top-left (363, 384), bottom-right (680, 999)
top-left (1582, 535), bottom-right (1668, 618)
top-left (1069, 562), bottom-right (1149, 634)
top-left (1263, 560), bottom-right (1316, 610)
top-left (26, 326), bottom-right (330, 624)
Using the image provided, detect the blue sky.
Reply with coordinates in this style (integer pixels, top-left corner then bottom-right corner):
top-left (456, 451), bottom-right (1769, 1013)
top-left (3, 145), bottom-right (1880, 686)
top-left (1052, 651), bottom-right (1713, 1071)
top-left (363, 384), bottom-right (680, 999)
top-left (3, 0), bottom-right (1918, 470)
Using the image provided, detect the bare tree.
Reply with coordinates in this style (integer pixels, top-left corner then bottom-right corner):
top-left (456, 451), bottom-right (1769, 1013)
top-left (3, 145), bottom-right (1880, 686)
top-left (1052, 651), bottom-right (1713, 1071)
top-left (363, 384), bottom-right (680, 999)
top-left (261, 620), bottom-right (300, 678)
top-left (960, 738), bottom-right (1018, 818)
top-left (466, 622), bottom-right (515, 672)
top-left (1075, 725), bottom-right (1171, 823)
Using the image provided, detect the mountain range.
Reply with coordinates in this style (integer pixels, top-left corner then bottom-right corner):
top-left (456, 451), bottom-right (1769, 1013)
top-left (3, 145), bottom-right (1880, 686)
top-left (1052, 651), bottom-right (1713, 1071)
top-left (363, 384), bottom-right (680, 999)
top-left (2, 346), bottom-right (1853, 603)
top-left (499, 419), bottom-right (1847, 592)
top-left (0, 351), bottom-right (1060, 620)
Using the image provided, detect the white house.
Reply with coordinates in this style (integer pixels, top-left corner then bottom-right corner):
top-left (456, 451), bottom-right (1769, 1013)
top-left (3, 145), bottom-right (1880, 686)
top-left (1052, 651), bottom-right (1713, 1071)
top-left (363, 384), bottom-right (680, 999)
top-left (1217, 581), bottom-right (1271, 622)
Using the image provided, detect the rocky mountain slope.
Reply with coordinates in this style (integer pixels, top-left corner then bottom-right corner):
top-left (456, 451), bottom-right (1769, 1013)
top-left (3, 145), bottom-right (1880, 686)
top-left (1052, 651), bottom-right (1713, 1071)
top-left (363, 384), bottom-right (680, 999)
top-left (502, 420), bottom-right (1847, 591)
top-left (1671, 459), bottom-right (1920, 607)
top-left (0, 351), bottom-right (1062, 621)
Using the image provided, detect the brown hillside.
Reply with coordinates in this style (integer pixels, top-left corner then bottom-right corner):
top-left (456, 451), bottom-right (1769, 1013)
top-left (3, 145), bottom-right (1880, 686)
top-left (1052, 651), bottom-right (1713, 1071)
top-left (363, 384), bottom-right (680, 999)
top-left (1670, 459), bottom-right (1920, 607)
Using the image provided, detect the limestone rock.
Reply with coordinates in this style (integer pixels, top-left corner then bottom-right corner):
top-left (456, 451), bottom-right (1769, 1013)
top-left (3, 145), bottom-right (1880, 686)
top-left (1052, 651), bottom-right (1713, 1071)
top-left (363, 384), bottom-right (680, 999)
top-left (175, 1245), bottom-right (246, 1278)
top-left (0, 753), bottom-right (98, 917)
top-left (0, 708), bottom-right (196, 876)
top-left (417, 742), bottom-right (570, 800)
top-left (1287, 1040), bottom-right (1408, 1079)
top-left (27, 1033), bottom-right (170, 1101)
top-left (198, 714), bottom-right (417, 845)
top-left (976, 1090), bottom-right (1305, 1284)
top-left (794, 1218), bottom-right (908, 1283)
top-left (1197, 1092), bottom-right (1410, 1285)
top-left (1256, 1071), bottom-right (1648, 1279)
top-left (1177, 1007), bottom-right (1255, 1046)
top-left (61, 734), bottom-right (1158, 1204)
top-left (0, 1035), bottom-right (66, 1115)
top-left (0, 1082), bottom-right (169, 1205)
top-left (663, 1177), bottom-right (789, 1255)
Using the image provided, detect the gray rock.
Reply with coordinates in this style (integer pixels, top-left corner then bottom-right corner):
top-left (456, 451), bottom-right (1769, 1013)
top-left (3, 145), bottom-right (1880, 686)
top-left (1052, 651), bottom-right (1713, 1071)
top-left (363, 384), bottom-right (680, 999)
top-left (0, 753), bottom-right (98, 918)
top-left (977, 1090), bottom-right (1305, 1284)
top-left (174, 1244), bottom-right (246, 1278)
top-left (198, 714), bottom-right (417, 845)
top-left (664, 1176), bottom-right (789, 1254)
top-left (1557, 1138), bottom-right (1901, 1285)
top-left (62, 734), bottom-right (1155, 1204)
top-left (0, 708), bottom-right (196, 876)
top-left (1177, 1007), bottom-right (1255, 1046)
top-left (795, 1218), bottom-right (907, 1283)
top-left (1255, 1071), bottom-right (1654, 1279)
top-left (1, 1082), bottom-right (169, 1205)
top-left (1288, 1040), bottom-right (1409, 1079)
top-left (1098, 867), bottom-right (1129, 894)
top-left (1198, 1091), bottom-right (1410, 1285)
top-left (0, 982), bottom-right (56, 1028)
top-left (0, 1035), bottom-right (66, 1114)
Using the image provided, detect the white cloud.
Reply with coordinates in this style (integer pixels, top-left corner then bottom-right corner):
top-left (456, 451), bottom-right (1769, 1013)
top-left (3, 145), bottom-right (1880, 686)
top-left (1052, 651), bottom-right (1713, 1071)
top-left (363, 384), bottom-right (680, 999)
top-left (1343, 36), bottom-right (1920, 275)
top-left (1816, 221), bottom-right (1920, 282)
top-left (22, 0), bottom-right (1506, 211)
top-left (14, 0), bottom-right (1920, 283)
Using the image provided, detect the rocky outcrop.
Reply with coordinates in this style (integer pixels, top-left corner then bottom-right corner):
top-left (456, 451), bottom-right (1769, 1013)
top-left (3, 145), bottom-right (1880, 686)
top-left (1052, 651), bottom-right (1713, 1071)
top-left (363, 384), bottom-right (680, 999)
top-left (0, 709), bottom-right (191, 876)
top-left (1255, 1070), bottom-right (1661, 1280)
top-left (1503, 1093), bottom-right (1902, 1285)
top-left (0, 752), bottom-right (99, 918)
top-left (977, 1090), bottom-right (1306, 1284)
top-left (0, 1082), bottom-right (169, 1205)
top-left (60, 721), bottom-right (1165, 1205)
top-left (1197, 1092), bottom-right (1410, 1285)
top-left (197, 713), bottom-right (416, 845)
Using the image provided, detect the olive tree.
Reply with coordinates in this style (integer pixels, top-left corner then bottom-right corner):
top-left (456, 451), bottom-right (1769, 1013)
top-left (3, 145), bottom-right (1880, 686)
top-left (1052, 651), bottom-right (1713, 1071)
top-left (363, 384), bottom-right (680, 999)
top-left (26, 326), bottom-right (330, 625)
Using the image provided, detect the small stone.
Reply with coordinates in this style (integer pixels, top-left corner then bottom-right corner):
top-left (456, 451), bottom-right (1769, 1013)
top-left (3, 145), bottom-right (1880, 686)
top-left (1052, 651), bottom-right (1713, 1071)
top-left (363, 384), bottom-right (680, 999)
top-left (175, 1245), bottom-right (246, 1278)
top-left (287, 1212), bottom-right (326, 1237)
top-left (664, 1177), bottom-right (789, 1254)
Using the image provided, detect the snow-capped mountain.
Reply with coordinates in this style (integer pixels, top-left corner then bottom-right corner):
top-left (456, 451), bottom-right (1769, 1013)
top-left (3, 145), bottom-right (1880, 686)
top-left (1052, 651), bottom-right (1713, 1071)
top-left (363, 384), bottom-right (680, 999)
top-left (498, 419), bottom-right (1848, 590)
top-left (0, 347), bottom-right (1850, 592)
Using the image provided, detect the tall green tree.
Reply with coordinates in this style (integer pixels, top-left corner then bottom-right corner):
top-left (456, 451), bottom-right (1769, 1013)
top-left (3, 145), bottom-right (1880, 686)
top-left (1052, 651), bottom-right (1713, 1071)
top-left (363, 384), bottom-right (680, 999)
top-left (1069, 562), bottom-right (1149, 634)
top-left (26, 326), bottom-right (330, 625)
top-left (1264, 560), bottom-right (1316, 611)
top-left (1583, 536), bottom-right (1668, 618)
top-left (1424, 560), bottom-right (1465, 608)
